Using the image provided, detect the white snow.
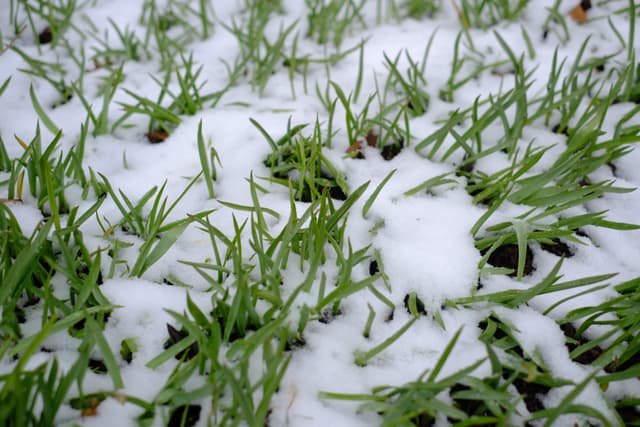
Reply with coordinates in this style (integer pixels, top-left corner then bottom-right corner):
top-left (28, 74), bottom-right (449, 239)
top-left (1, 0), bottom-right (639, 426)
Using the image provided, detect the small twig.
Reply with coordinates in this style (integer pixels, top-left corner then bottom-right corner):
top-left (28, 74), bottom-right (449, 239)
top-left (1, 25), bottom-right (27, 56)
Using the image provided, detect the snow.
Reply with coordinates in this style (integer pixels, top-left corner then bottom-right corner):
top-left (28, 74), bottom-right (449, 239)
top-left (1, 0), bottom-right (639, 426)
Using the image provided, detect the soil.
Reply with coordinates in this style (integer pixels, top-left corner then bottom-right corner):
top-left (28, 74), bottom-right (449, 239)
top-left (69, 311), bottom-right (112, 338)
top-left (88, 358), bottom-right (108, 374)
top-left (344, 126), bottom-right (405, 161)
top-left (409, 413), bottom-right (434, 427)
top-left (403, 293), bottom-right (427, 316)
top-left (327, 184), bottom-right (347, 201)
top-left (318, 307), bottom-right (342, 324)
top-left (121, 346), bottom-right (133, 364)
top-left (539, 239), bottom-right (574, 258)
top-left (465, 179), bottom-right (499, 206)
top-left (164, 323), bottom-right (199, 361)
top-left (369, 260), bottom-right (379, 276)
top-left (297, 177), bottom-right (347, 202)
top-left (511, 376), bottom-right (549, 413)
top-left (478, 315), bottom-right (525, 359)
top-left (38, 27), bottom-right (53, 44)
top-left (380, 139), bottom-right (404, 161)
top-left (168, 404), bottom-right (201, 427)
top-left (559, 322), bottom-right (603, 365)
top-left (606, 349), bottom-right (640, 374)
top-left (285, 334), bottom-right (306, 352)
top-left (456, 157), bottom-right (475, 175)
top-left (617, 404), bottom-right (640, 426)
top-left (449, 383), bottom-right (485, 416)
top-left (485, 244), bottom-right (534, 276)
top-left (76, 264), bottom-right (104, 285)
top-left (551, 123), bottom-right (570, 136)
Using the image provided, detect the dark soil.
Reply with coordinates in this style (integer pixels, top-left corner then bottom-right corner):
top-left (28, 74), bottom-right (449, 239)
top-left (465, 179), bottom-right (498, 206)
top-left (163, 278), bottom-right (177, 286)
top-left (575, 228), bottom-right (590, 238)
top-left (403, 293), bottom-right (427, 316)
top-left (478, 317), bottom-right (508, 340)
top-left (369, 260), bottom-right (379, 276)
top-left (88, 358), bottom-right (108, 374)
top-left (384, 309), bottom-right (395, 323)
top-left (539, 239), bottom-right (574, 258)
top-left (606, 349), bottom-right (640, 374)
top-left (164, 324), bottom-right (199, 361)
top-left (380, 139), bottom-right (404, 161)
top-left (211, 301), bottom-right (261, 342)
top-left (76, 263), bottom-right (104, 285)
top-left (38, 27), bottom-right (53, 44)
top-left (512, 377), bottom-right (549, 413)
top-left (551, 123), bottom-right (570, 136)
top-left (168, 404), bottom-right (201, 427)
top-left (559, 322), bottom-right (603, 365)
top-left (485, 244), bottom-right (534, 276)
top-left (318, 307), bottom-right (342, 324)
top-left (285, 335), bottom-right (306, 352)
top-left (456, 157), bottom-right (475, 176)
top-left (327, 184), bottom-right (347, 201)
top-left (69, 311), bottom-right (112, 338)
top-left (561, 322), bottom-right (640, 375)
top-left (478, 315), bottom-right (525, 358)
top-left (450, 383), bottom-right (484, 416)
top-left (121, 348), bottom-right (133, 364)
top-left (409, 413), bottom-right (435, 427)
top-left (617, 404), bottom-right (640, 426)
top-left (297, 178), bottom-right (347, 202)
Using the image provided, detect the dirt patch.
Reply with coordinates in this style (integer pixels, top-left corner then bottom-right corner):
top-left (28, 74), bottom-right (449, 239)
top-left (168, 404), bottom-right (201, 427)
top-left (164, 323), bottom-right (199, 361)
top-left (559, 322), bottom-right (603, 365)
top-left (540, 239), bottom-right (574, 258)
top-left (485, 244), bottom-right (534, 276)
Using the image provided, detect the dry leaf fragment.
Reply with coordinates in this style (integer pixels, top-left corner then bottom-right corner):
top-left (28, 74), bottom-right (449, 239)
top-left (365, 129), bottom-right (378, 147)
top-left (81, 398), bottom-right (101, 417)
top-left (145, 130), bottom-right (169, 143)
top-left (346, 140), bottom-right (363, 158)
top-left (569, 1), bottom-right (591, 23)
top-left (112, 392), bottom-right (127, 404)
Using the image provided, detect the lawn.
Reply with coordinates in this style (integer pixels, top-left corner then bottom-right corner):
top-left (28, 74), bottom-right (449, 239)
top-left (0, 0), bottom-right (639, 426)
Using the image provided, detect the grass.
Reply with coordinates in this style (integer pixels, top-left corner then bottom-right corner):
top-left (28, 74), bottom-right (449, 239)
top-left (1, 0), bottom-right (639, 426)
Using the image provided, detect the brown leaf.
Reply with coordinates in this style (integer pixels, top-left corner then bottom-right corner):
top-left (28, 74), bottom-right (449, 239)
top-left (81, 398), bottom-right (101, 417)
top-left (145, 130), bottom-right (169, 143)
top-left (365, 129), bottom-right (378, 147)
top-left (569, 4), bottom-right (588, 23)
top-left (346, 140), bottom-right (364, 159)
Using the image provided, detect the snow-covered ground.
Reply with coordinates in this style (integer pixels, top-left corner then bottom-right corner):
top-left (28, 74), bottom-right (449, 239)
top-left (1, 1), bottom-right (639, 426)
